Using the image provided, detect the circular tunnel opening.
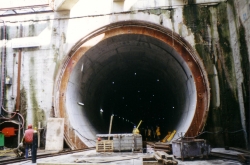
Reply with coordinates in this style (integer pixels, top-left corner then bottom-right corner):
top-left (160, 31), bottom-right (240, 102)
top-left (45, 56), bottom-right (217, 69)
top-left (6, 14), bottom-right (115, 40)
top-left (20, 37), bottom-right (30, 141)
top-left (80, 34), bottom-right (196, 136)
top-left (57, 21), bottom-right (209, 148)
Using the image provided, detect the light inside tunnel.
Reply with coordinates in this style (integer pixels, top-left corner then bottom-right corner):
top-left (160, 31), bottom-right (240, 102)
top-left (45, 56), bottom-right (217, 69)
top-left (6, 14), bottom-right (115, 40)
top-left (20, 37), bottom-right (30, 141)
top-left (66, 33), bottom-right (197, 145)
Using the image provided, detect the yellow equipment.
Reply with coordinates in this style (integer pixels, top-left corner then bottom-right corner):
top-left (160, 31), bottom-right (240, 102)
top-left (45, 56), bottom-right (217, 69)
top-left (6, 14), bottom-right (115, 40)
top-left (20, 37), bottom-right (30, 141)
top-left (162, 132), bottom-right (171, 143)
top-left (167, 130), bottom-right (176, 142)
top-left (161, 130), bottom-right (176, 142)
top-left (132, 120), bottom-right (142, 134)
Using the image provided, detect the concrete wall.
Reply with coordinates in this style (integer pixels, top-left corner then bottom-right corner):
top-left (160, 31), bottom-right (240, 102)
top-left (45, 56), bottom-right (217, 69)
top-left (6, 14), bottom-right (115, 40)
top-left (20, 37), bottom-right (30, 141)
top-left (0, 0), bottom-right (249, 148)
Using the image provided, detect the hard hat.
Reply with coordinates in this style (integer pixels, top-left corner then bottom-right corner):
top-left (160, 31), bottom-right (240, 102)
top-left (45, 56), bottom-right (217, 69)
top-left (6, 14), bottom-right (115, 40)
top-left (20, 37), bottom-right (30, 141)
top-left (28, 124), bottom-right (32, 129)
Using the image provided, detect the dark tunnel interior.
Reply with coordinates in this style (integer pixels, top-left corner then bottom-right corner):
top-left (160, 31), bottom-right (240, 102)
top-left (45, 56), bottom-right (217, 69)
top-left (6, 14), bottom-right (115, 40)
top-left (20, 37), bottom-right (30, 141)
top-left (92, 63), bottom-right (178, 135)
top-left (66, 34), bottom-right (197, 142)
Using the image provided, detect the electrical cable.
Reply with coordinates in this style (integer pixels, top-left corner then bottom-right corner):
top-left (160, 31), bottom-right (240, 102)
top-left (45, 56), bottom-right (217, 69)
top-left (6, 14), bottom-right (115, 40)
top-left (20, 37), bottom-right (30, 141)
top-left (72, 128), bottom-right (96, 143)
top-left (0, 105), bottom-right (25, 127)
top-left (0, 112), bottom-right (24, 130)
top-left (16, 113), bottom-right (24, 130)
top-left (173, 129), bottom-right (246, 140)
top-left (1, 105), bottom-right (15, 114)
top-left (0, 112), bottom-right (17, 120)
top-left (225, 129), bottom-right (246, 134)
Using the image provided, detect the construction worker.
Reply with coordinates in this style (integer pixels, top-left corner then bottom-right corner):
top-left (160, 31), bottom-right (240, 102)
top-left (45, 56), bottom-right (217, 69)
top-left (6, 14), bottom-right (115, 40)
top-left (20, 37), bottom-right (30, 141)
top-left (151, 126), bottom-right (155, 141)
top-left (132, 125), bottom-right (137, 134)
top-left (147, 127), bottom-right (151, 141)
top-left (23, 124), bottom-right (34, 158)
top-left (32, 127), bottom-right (38, 163)
top-left (156, 126), bottom-right (161, 142)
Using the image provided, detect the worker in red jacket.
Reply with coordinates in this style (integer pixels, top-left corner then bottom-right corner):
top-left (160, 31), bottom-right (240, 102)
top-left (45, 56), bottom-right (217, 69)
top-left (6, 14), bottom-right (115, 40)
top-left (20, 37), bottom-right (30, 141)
top-left (23, 124), bottom-right (34, 159)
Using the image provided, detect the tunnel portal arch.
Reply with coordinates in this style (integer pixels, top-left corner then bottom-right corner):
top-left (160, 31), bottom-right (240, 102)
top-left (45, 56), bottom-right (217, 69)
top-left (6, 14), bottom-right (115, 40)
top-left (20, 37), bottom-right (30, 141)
top-left (54, 21), bottom-right (210, 149)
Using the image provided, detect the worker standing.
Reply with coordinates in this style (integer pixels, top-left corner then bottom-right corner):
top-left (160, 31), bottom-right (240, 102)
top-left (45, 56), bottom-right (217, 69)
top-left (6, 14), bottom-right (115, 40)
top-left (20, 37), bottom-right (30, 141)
top-left (144, 127), bottom-right (147, 140)
top-left (32, 127), bottom-right (38, 163)
top-left (155, 126), bottom-right (161, 142)
top-left (132, 125), bottom-right (137, 134)
top-left (147, 127), bottom-right (151, 141)
top-left (23, 124), bottom-right (34, 158)
top-left (151, 126), bottom-right (155, 141)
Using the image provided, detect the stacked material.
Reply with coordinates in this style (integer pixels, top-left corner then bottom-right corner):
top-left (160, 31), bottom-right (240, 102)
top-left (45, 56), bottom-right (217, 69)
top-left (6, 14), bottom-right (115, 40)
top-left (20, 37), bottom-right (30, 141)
top-left (146, 141), bottom-right (155, 146)
top-left (113, 134), bottom-right (142, 152)
top-left (153, 142), bottom-right (172, 154)
top-left (96, 134), bottom-right (142, 152)
top-left (143, 151), bottom-right (178, 165)
top-left (96, 140), bottom-right (113, 152)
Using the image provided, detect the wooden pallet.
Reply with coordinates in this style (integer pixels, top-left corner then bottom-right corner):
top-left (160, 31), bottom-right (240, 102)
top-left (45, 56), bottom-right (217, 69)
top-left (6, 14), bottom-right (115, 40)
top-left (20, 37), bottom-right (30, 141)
top-left (154, 142), bottom-right (172, 154)
top-left (96, 140), bottom-right (113, 152)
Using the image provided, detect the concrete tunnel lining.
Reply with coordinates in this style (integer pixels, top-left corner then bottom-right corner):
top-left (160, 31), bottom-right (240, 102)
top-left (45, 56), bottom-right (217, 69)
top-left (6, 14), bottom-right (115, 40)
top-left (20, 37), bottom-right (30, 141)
top-left (55, 21), bottom-right (210, 149)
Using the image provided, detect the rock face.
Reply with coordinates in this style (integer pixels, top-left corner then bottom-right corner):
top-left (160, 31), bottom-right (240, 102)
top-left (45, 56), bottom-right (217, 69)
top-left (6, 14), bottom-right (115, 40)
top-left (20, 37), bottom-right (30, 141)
top-left (0, 0), bottom-right (249, 149)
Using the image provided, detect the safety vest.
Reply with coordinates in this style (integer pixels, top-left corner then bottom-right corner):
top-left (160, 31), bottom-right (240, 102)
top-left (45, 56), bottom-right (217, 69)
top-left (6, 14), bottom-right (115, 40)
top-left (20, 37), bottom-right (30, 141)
top-left (156, 127), bottom-right (161, 136)
top-left (24, 129), bottom-right (34, 144)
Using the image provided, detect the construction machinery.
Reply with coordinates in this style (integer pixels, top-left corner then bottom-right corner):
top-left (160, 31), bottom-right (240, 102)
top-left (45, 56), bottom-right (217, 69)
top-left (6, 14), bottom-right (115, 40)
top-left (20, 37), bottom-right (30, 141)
top-left (132, 120), bottom-right (142, 134)
top-left (162, 130), bottom-right (176, 143)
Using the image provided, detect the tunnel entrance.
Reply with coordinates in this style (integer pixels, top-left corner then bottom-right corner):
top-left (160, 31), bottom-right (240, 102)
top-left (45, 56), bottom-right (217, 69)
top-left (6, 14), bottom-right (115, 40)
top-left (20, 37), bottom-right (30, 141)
top-left (54, 21), bottom-right (210, 149)
top-left (76, 33), bottom-right (196, 137)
